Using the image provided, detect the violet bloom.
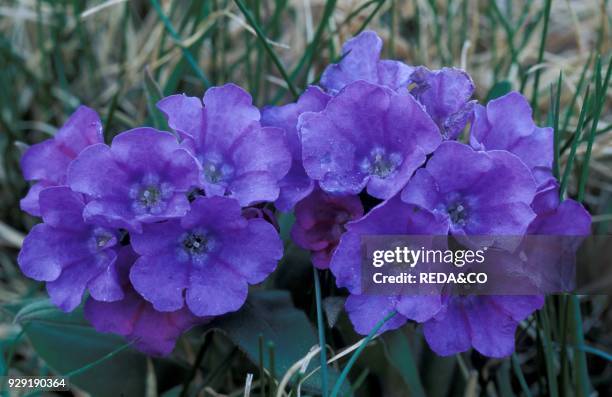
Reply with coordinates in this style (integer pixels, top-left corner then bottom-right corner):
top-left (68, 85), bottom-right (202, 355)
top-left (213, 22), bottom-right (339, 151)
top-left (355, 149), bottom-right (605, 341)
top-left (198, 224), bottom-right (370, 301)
top-left (470, 92), bottom-right (554, 187)
top-left (67, 128), bottom-right (200, 233)
top-left (129, 196), bottom-right (283, 316)
top-left (401, 141), bottom-right (537, 238)
top-left (423, 295), bottom-right (544, 357)
top-left (320, 30), bottom-right (414, 94)
top-left (409, 67), bottom-right (476, 140)
top-left (291, 187), bottom-right (363, 269)
top-left (300, 81), bottom-right (441, 199)
top-left (529, 180), bottom-right (591, 235)
top-left (261, 87), bottom-right (331, 211)
top-left (330, 196), bottom-right (449, 333)
top-left (85, 246), bottom-right (207, 356)
top-left (18, 187), bottom-right (122, 312)
top-left (20, 106), bottom-right (103, 216)
top-left (157, 84), bottom-right (292, 207)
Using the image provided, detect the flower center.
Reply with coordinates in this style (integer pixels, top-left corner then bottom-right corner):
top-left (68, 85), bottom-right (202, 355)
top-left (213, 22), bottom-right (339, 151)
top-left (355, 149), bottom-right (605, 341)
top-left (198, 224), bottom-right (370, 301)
top-left (129, 174), bottom-right (173, 215)
top-left (182, 232), bottom-right (209, 255)
top-left (360, 147), bottom-right (402, 178)
top-left (447, 202), bottom-right (468, 226)
top-left (201, 154), bottom-right (234, 185)
top-left (89, 228), bottom-right (117, 254)
top-left (178, 228), bottom-right (216, 266)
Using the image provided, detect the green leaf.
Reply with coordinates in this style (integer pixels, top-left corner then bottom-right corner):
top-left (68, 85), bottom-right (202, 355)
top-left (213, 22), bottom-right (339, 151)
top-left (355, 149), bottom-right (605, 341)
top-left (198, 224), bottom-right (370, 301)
top-left (204, 290), bottom-right (351, 396)
top-left (381, 329), bottom-right (426, 397)
top-left (144, 68), bottom-right (169, 131)
top-left (486, 80), bottom-right (513, 101)
top-left (15, 299), bottom-right (148, 397)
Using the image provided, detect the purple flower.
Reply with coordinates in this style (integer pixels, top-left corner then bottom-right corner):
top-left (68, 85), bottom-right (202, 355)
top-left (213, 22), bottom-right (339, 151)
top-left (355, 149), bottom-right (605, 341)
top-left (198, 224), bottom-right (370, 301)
top-left (320, 30), bottom-right (414, 94)
top-left (84, 246), bottom-right (207, 356)
top-left (67, 128), bottom-right (200, 233)
top-left (470, 92), bottom-right (554, 187)
top-left (20, 106), bottom-right (103, 216)
top-left (409, 67), bottom-right (476, 140)
top-left (17, 187), bottom-right (122, 312)
top-left (129, 196), bottom-right (283, 316)
top-left (300, 81), bottom-right (441, 199)
top-left (157, 84), bottom-right (292, 207)
top-left (330, 196), bottom-right (449, 332)
top-left (291, 187), bottom-right (363, 269)
top-left (529, 180), bottom-right (591, 235)
top-left (422, 295), bottom-right (544, 357)
top-left (261, 86), bottom-right (331, 211)
top-left (401, 141), bottom-right (537, 238)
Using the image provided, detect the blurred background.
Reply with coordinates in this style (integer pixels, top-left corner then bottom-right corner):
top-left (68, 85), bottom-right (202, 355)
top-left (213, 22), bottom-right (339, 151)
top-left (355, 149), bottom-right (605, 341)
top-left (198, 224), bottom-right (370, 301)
top-left (0, 0), bottom-right (610, 396)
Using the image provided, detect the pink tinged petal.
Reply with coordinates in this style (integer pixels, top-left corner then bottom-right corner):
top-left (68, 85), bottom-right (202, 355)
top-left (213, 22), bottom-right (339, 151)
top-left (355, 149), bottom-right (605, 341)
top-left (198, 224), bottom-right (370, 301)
top-left (84, 292), bottom-right (138, 336)
top-left (54, 106), bottom-right (103, 150)
top-left (129, 254), bottom-right (189, 312)
top-left (186, 262), bottom-right (248, 316)
top-left (87, 258), bottom-right (124, 302)
top-left (17, 224), bottom-right (63, 281)
top-left (202, 83), bottom-right (260, 152)
top-left (67, 143), bottom-right (130, 198)
top-left (423, 298), bottom-right (472, 356)
top-left (218, 218), bottom-right (282, 284)
top-left (129, 301), bottom-right (203, 356)
top-left (20, 181), bottom-right (51, 216)
top-left (345, 294), bottom-right (407, 335)
top-left (47, 259), bottom-right (106, 312)
top-left (157, 94), bottom-right (204, 139)
top-left (20, 139), bottom-right (71, 183)
top-left (38, 187), bottom-right (86, 230)
top-left (395, 295), bottom-right (442, 322)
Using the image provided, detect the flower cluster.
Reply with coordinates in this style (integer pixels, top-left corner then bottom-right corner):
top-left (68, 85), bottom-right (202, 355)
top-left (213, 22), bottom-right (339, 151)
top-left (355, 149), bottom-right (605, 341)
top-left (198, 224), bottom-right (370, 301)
top-left (18, 31), bottom-right (590, 358)
top-left (18, 86), bottom-right (285, 355)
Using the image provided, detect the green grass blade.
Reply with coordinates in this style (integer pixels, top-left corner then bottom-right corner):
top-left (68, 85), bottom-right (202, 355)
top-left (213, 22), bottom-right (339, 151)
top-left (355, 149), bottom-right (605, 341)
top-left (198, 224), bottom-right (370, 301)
top-left (569, 296), bottom-right (591, 397)
top-left (313, 268), bottom-right (329, 397)
top-left (539, 308), bottom-right (559, 397)
top-left (150, 0), bottom-right (211, 88)
top-left (552, 72), bottom-right (562, 179)
top-left (330, 310), bottom-right (397, 397)
top-left (144, 68), bottom-right (169, 131)
top-left (234, 0), bottom-right (299, 99)
top-left (559, 86), bottom-right (591, 198)
top-left (529, 0), bottom-right (552, 114)
top-left (512, 353), bottom-right (533, 397)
